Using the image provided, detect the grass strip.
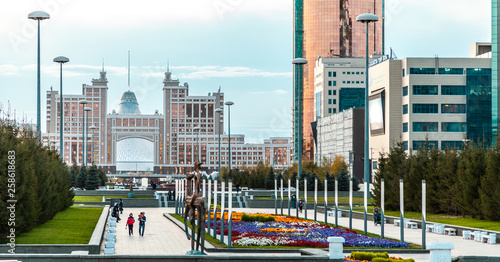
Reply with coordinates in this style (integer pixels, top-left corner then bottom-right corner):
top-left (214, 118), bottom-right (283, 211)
top-left (16, 207), bottom-right (103, 244)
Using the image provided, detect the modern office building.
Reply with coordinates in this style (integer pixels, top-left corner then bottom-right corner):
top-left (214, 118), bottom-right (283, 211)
top-left (493, 0), bottom-right (499, 140)
top-left (316, 108), bottom-right (365, 181)
top-left (369, 56), bottom-right (491, 179)
top-left (43, 68), bottom-right (292, 174)
top-left (293, 0), bottom-right (384, 161)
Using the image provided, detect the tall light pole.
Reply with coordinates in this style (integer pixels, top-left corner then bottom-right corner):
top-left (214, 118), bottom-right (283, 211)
top-left (28, 11), bottom-right (50, 142)
top-left (79, 100), bottom-right (88, 166)
top-left (215, 108), bottom-right (224, 177)
top-left (90, 125), bottom-right (97, 165)
top-left (292, 58), bottom-right (307, 179)
top-left (356, 13), bottom-right (379, 236)
top-left (194, 126), bottom-right (201, 162)
top-left (84, 107), bottom-right (92, 167)
top-left (53, 56), bottom-right (69, 161)
top-left (225, 101), bottom-right (234, 171)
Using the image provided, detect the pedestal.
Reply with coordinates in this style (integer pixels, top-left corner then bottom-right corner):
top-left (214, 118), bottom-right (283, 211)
top-left (327, 237), bottom-right (345, 259)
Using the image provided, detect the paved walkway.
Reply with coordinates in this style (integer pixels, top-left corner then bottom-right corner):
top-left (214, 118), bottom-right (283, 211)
top-left (105, 207), bottom-right (498, 260)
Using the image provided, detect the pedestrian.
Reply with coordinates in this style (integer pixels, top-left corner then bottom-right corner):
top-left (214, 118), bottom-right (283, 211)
top-left (168, 191), bottom-right (172, 201)
top-left (113, 203), bottom-right (121, 222)
top-left (125, 213), bottom-right (135, 236)
top-left (119, 199), bottom-right (124, 214)
top-left (298, 199), bottom-right (303, 213)
top-left (138, 211), bottom-right (147, 237)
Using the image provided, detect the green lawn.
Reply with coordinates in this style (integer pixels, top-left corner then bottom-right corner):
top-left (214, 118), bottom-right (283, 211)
top-left (16, 207), bottom-right (103, 244)
top-left (73, 195), bottom-right (153, 202)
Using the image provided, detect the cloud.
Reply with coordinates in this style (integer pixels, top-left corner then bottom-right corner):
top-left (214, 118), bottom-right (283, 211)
top-left (0, 65), bottom-right (19, 75)
top-left (141, 65), bottom-right (291, 79)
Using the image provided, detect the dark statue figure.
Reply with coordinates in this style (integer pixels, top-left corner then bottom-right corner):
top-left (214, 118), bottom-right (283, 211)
top-left (184, 161), bottom-right (206, 255)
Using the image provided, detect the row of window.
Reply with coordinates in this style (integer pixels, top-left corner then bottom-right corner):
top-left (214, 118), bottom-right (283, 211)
top-left (327, 90), bottom-right (337, 96)
top-left (403, 122), bottom-right (466, 132)
top-left (401, 141), bottom-right (466, 151)
top-left (402, 104), bottom-right (466, 114)
top-left (406, 68), bottom-right (464, 75)
top-left (327, 108), bottom-right (337, 114)
top-left (402, 85), bottom-right (467, 96)
top-left (326, 71), bottom-right (365, 78)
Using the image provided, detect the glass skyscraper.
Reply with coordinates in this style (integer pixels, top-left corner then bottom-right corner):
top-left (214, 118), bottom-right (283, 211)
top-left (492, 0), bottom-right (499, 140)
top-left (294, 0), bottom-right (384, 160)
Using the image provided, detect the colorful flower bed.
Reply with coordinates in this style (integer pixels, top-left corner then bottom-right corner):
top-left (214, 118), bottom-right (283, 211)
top-left (206, 212), bottom-right (409, 248)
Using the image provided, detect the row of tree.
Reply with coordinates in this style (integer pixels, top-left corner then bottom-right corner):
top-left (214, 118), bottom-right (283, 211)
top-left (372, 140), bottom-right (500, 221)
top-left (68, 164), bottom-right (107, 190)
top-left (217, 157), bottom-right (359, 191)
top-left (0, 122), bottom-right (74, 238)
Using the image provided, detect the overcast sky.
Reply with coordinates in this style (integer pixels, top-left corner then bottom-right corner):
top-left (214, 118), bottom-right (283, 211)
top-left (0, 0), bottom-right (491, 142)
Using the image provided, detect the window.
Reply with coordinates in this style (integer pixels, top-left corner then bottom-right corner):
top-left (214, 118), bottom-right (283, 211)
top-left (328, 90), bottom-right (332, 96)
top-left (347, 81), bottom-right (351, 84)
top-left (409, 68), bottom-right (435, 74)
top-left (328, 99), bottom-right (332, 105)
top-left (438, 68), bottom-right (464, 75)
top-left (332, 108), bottom-right (336, 113)
top-left (403, 141), bottom-right (408, 150)
top-left (413, 141), bottom-right (439, 150)
top-left (347, 72), bottom-right (351, 75)
top-left (332, 90), bottom-right (337, 95)
top-left (413, 85), bottom-right (438, 95)
top-left (441, 85), bottom-right (466, 95)
top-left (333, 99), bottom-right (337, 104)
top-left (403, 122), bottom-right (408, 133)
top-left (328, 72), bottom-right (332, 77)
top-left (328, 108), bottom-right (332, 114)
top-left (402, 86), bottom-right (408, 96)
top-left (413, 122), bottom-right (438, 132)
top-left (413, 104), bottom-right (439, 114)
top-left (356, 72), bottom-right (360, 75)
top-left (403, 104), bottom-right (408, 115)
top-left (442, 122), bottom-right (466, 132)
top-left (343, 72), bottom-right (346, 75)
top-left (441, 104), bottom-right (466, 114)
top-left (333, 81), bottom-right (337, 86)
top-left (402, 69), bottom-right (405, 77)
top-left (442, 141), bottom-right (464, 149)
top-left (328, 81), bottom-right (332, 86)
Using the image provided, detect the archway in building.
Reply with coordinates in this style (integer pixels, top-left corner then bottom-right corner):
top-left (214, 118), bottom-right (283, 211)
top-left (116, 137), bottom-right (154, 172)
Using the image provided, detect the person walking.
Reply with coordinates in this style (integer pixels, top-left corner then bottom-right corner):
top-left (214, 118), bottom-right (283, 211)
top-left (113, 203), bottom-right (121, 222)
top-left (126, 213), bottom-right (135, 236)
top-left (298, 199), bottom-right (304, 213)
top-left (118, 199), bottom-right (124, 214)
top-left (138, 212), bottom-right (147, 237)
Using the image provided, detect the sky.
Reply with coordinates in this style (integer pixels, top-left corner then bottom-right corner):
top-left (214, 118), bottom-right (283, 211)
top-left (0, 0), bottom-right (492, 143)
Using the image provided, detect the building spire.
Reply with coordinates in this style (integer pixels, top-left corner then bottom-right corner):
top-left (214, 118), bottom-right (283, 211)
top-left (102, 57), bottom-right (105, 72)
top-left (167, 58), bottom-right (170, 73)
top-left (128, 51), bottom-right (130, 91)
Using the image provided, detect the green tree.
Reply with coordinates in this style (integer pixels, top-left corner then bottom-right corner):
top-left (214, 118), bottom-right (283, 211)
top-left (480, 139), bottom-right (500, 220)
top-left (265, 167), bottom-right (275, 189)
top-left (68, 163), bottom-right (78, 188)
top-left (86, 165), bottom-right (100, 190)
top-left (76, 167), bottom-right (88, 189)
top-left (456, 142), bottom-right (486, 217)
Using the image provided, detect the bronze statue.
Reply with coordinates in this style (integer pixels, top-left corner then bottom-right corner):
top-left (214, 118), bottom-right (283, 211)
top-left (183, 161), bottom-right (206, 254)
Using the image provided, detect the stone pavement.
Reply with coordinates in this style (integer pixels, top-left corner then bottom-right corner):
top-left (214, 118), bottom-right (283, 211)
top-left (105, 207), bottom-right (498, 260)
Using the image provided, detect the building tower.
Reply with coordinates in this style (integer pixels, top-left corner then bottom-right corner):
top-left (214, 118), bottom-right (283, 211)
top-left (493, 0), bottom-right (500, 140)
top-left (294, 0), bottom-right (384, 160)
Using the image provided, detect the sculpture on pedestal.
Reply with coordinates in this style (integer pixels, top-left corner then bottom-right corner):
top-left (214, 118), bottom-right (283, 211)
top-left (183, 161), bottom-right (206, 254)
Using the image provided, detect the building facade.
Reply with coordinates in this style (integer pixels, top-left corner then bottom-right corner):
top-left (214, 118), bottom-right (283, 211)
top-left (493, 0), bottom-right (499, 140)
top-left (294, 0), bottom-right (384, 161)
top-left (369, 57), bottom-right (491, 178)
top-left (43, 69), bottom-right (292, 174)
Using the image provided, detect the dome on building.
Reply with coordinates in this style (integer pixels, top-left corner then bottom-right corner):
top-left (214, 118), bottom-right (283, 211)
top-left (116, 91), bottom-right (141, 114)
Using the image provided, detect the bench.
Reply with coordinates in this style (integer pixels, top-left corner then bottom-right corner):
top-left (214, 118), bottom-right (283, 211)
top-left (444, 228), bottom-right (456, 236)
top-left (327, 211), bottom-right (343, 217)
top-left (407, 222), bottom-right (418, 229)
top-left (481, 233), bottom-right (496, 244)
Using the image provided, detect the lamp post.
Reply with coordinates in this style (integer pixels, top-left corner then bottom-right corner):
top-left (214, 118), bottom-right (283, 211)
top-left (53, 56), bottom-right (69, 160)
top-left (28, 11), bottom-right (50, 143)
top-left (215, 108), bottom-right (223, 176)
top-left (79, 100), bottom-right (88, 166)
top-left (292, 58), bottom-right (307, 179)
top-left (356, 13), bottom-right (379, 236)
top-left (225, 101), bottom-right (234, 171)
top-left (194, 126), bottom-right (201, 162)
top-left (90, 125), bottom-right (97, 165)
top-left (84, 107), bottom-right (92, 167)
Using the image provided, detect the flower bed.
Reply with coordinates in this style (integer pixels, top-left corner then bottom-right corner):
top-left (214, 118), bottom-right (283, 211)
top-left (207, 212), bottom-right (409, 248)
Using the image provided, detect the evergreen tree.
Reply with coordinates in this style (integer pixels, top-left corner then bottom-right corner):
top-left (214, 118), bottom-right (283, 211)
top-left (76, 167), bottom-right (88, 189)
top-left (86, 165), bottom-right (100, 190)
top-left (68, 163), bottom-right (78, 188)
top-left (98, 168), bottom-right (107, 186)
top-left (479, 139), bottom-right (500, 220)
top-left (456, 142), bottom-right (486, 217)
top-left (265, 167), bottom-right (275, 189)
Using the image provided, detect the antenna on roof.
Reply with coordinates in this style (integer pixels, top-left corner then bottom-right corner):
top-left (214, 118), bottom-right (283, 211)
top-left (128, 51), bottom-right (131, 91)
top-left (102, 57), bottom-right (105, 72)
top-left (167, 58), bottom-right (170, 73)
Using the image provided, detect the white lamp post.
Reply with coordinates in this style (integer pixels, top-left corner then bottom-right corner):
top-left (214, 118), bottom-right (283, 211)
top-left (90, 125), bottom-right (97, 165)
top-left (79, 100), bottom-right (88, 166)
top-left (215, 108), bottom-right (223, 176)
top-left (53, 56), bottom-right (69, 160)
top-left (194, 126), bottom-right (201, 162)
top-left (225, 101), bottom-right (234, 171)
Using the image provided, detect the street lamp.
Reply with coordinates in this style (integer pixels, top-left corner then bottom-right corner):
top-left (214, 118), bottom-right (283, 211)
top-left (194, 126), bottom-right (201, 162)
top-left (28, 11), bottom-right (50, 143)
top-left (84, 107), bottom-right (92, 167)
top-left (79, 100), bottom-right (88, 166)
top-left (90, 125), bottom-right (97, 165)
top-left (356, 12), bottom-right (379, 236)
top-left (292, 58), bottom-right (307, 180)
top-left (53, 56), bottom-right (69, 161)
top-left (215, 108), bottom-right (224, 176)
top-left (225, 101), bottom-right (234, 171)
